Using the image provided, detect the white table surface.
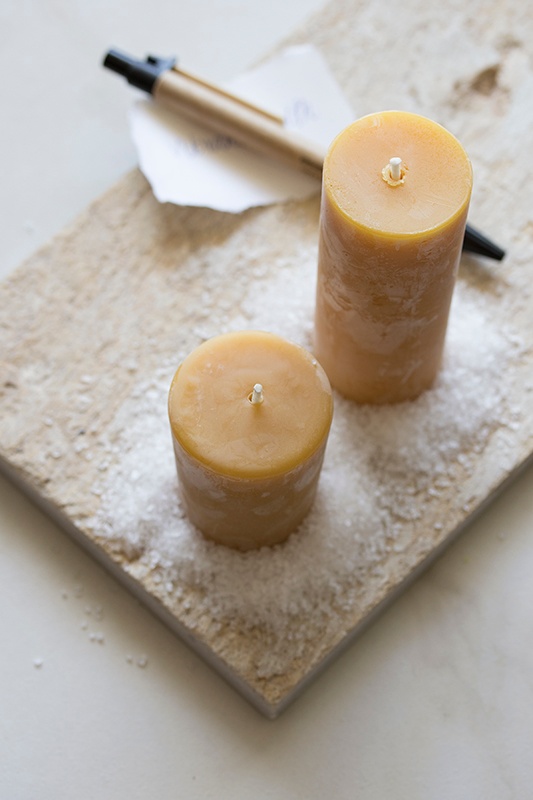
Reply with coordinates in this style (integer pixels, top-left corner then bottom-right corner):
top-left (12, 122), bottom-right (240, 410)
top-left (1, 2), bottom-right (533, 798)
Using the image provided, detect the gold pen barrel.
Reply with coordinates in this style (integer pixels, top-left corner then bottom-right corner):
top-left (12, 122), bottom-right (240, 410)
top-left (153, 69), bottom-right (325, 181)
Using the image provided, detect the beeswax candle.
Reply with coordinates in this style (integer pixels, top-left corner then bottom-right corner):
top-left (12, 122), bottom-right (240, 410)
top-left (168, 331), bottom-right (333, 550)
top-left (315, 111), bottom-right (473, 404)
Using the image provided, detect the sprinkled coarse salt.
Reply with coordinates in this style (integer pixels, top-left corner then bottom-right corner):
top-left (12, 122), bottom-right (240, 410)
top-left (88, 257), bottom-right (523, 679)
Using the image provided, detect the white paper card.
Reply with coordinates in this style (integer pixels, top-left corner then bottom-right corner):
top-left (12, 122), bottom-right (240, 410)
top-left (129, 45), bottom-right (354, 213)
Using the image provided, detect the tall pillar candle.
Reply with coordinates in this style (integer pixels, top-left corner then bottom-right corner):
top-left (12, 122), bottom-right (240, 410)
top-left (314, 111), bottom-right (473, 404)
top-left (168, 331), bottom-right (333, 551)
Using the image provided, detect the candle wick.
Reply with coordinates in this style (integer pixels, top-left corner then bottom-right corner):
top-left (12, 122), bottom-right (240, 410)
top-left (250, 383), bottom-right (264, 405)
top-left (389, 157), bottom-right (402, 181)
top-left (382, 156), bottom-right (405, 186)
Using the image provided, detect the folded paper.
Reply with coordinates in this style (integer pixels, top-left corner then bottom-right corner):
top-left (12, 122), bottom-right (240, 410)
top-left (129, 45), bottom-right (354, 212)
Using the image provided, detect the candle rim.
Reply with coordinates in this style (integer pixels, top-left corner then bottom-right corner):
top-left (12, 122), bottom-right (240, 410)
top-left (168, 330), bottom-right (334, 480)
top-left (323, 109), bottom-right (473, 239)
top-left (173, 431), bottom-right (330, 482)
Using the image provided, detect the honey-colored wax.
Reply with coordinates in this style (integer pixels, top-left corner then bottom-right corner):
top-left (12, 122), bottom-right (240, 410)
top-left (315, 110), bottom-right (473, 404)
top-left (168, 331), bottom-right (333, 550)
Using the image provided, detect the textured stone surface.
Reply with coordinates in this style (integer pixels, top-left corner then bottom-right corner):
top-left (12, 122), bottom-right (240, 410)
top-left (1, 0), bottom-right (532, 716)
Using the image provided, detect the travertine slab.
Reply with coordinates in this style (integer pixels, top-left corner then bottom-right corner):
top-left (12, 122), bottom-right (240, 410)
top-left (1, 0), bottom-right (533, 716)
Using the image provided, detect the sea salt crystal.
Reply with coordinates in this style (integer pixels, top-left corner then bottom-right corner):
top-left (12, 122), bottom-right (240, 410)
top-left (88, 260), bottom-right (523, 678)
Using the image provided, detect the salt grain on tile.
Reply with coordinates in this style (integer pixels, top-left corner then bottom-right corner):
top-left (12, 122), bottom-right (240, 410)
top-left (88, 259), bottom-right (523, 678)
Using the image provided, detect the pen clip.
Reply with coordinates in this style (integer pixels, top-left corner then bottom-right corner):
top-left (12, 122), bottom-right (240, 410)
top-left (170, 65), bottom-right (284, 126)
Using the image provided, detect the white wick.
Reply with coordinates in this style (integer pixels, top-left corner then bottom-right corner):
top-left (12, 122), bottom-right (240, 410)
top-left (250, 383), bottom-right (264, 405)
top-left (389, 157), bottom-right (402, 181)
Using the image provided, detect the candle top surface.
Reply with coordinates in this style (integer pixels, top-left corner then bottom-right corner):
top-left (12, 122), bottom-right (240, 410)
top-left (168, 331), bottom-right (333, 479)
top-left (324, 110), bottom-right (472, 236)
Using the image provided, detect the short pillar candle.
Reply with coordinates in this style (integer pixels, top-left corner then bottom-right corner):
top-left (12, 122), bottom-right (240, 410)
top-left (168, 331), bottom-right (333, 550)
top-left (314, 110), bottom-right (473, 404)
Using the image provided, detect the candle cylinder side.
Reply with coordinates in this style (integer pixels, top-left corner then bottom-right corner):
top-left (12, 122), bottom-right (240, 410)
top-left (314, 111), bottom-right (473, 405)
top-left (168, 331), bottom-right (333, 551)
top-left (171, 435), bottom-right (328, 551)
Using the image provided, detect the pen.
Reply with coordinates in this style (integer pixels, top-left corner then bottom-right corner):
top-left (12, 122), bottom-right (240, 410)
top-left (103, 48), bottom-right (505, 261)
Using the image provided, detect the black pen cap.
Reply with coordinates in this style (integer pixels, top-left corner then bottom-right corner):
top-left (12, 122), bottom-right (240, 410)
top-left (103, 49), bottom-right (175, 94)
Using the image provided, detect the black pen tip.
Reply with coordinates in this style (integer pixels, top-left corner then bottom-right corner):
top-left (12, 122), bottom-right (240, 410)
top-left (463, 223), bottom-right (506, 261)
top-left (102, 49), bottom-right (132, 76)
